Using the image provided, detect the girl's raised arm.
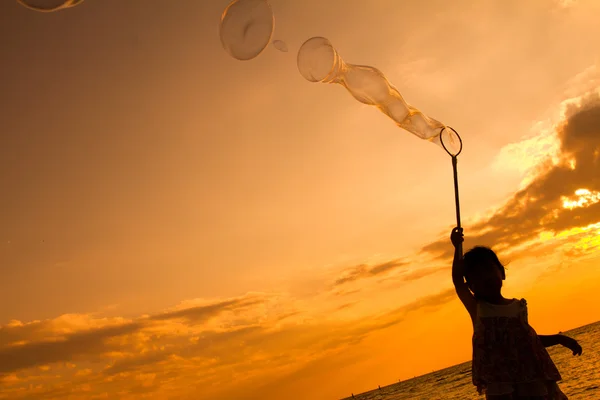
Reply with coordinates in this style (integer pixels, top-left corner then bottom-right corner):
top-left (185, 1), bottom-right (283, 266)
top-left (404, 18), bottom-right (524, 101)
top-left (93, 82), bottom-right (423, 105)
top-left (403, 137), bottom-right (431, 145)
top-left (451, 228), bottom-right (476, 322)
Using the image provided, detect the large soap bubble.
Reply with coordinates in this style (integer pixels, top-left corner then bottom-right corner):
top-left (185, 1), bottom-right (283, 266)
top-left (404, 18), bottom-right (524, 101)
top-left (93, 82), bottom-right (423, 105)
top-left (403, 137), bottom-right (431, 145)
top-left (16, 0), bottom-right (83, 12)
top-left (297, 37), bottom-right (460, 154)
top-left (219, 0), bottom-right (274, 61)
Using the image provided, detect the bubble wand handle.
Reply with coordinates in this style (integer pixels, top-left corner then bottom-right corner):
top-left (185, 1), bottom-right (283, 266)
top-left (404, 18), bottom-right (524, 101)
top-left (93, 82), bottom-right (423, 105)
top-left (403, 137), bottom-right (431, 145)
top-left (440, 127), bottom-right (463, 230)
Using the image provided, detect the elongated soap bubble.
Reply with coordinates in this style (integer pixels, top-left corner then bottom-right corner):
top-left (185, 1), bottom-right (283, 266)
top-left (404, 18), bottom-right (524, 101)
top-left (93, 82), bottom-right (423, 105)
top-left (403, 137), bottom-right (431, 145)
top-left (273, 40), bottom-right (288, 52)
top-left (219, 0), bottom-right (274, 61)
top-left (297, 37), bottom-right (460, 154)
top-left (16, 0), bottom-right (83, 12)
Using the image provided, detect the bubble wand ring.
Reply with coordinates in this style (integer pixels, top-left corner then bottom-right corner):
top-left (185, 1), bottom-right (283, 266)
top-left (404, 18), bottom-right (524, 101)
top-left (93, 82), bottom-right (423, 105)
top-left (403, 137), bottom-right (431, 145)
top-left (439, 126), bottom-right (463, 230)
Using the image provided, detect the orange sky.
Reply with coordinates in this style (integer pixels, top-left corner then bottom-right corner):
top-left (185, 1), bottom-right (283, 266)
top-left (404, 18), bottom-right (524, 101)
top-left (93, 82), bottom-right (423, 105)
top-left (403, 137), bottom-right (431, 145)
top-left (1, 0), bottom-right (600, 399)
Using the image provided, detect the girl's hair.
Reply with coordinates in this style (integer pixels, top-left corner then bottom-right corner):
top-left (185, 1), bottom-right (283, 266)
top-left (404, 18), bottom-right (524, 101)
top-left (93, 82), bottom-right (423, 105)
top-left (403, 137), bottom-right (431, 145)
top-left (463, 246), bottom-right (507, 285)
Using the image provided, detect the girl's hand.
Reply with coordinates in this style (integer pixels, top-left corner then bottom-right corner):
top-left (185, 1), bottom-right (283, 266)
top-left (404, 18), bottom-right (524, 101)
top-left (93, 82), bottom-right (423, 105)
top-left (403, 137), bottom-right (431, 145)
top-left (560, 335), bottom-right (583, 356)
top-left (450, 227), bottom-right (464, 249)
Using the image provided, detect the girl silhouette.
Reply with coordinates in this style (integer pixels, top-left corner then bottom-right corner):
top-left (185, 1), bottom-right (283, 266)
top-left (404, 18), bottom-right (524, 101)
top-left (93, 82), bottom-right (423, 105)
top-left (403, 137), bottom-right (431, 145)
top-left (451, 227), bottom-right (582, 399)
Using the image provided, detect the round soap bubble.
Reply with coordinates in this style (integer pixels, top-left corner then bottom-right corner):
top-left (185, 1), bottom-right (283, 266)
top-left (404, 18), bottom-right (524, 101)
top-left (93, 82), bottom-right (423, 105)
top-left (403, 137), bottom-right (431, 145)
top-left (219, 0), bottom-right (274, 61)
top-left (297, 37), bottom-right (345, 84)
top-left (17, 0), bottom-right (83, 12)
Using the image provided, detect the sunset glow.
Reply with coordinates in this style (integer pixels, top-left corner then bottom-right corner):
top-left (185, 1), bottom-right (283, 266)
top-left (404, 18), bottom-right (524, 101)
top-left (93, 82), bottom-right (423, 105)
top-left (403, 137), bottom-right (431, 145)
top-left (562, 189), bottom-right (600, 210)
top-left (1, 1), bottom-right (600, 399)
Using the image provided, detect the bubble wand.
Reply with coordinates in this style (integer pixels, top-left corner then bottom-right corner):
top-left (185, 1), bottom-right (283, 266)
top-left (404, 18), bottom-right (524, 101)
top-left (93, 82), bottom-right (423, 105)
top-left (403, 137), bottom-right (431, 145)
top-left (297, 37), bottom-right (463, 228)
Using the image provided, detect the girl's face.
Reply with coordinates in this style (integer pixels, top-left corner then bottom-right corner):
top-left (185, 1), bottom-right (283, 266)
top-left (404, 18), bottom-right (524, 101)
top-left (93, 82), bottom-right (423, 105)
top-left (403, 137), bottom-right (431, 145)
top-left (468, 261), bottom-right (504, 298)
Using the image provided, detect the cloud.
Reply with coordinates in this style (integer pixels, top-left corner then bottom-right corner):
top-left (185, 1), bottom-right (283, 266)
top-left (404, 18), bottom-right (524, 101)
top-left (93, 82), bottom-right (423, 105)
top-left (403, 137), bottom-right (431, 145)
top-left (398, 265), bottom-right (448, 282)
top-left (194, 288), bottom-right (458, 399)
top-left (0, 314), bottom-right (134, 348)
top-left (149, 296), bottom-right (264, 324)
top-left (333, 259), bottom-right (407, 286)
top-left (0, 287), bottom-right (458, 400)
top-left (360, 288), bottom-right (456, 334)
top-left (0, 294), bottom-right (270, 376)
top-left (421, 91), bottom-right (600, 262)
top-left (0, 321), bottom-right (143, 374)
top-left (103, 351), bottom-right (171, 376)
top-left (332, 257), bottom-right (447, 293)
top-left (331, 288), bottom-right (361, 297)
top-left (335, 302), bottom-right (356, 311)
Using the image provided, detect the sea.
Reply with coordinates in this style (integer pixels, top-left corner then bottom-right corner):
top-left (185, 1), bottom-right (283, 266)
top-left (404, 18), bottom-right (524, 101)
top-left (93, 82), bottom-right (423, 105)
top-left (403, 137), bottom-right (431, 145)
top-left (342, 321), bottom-right (600, 400)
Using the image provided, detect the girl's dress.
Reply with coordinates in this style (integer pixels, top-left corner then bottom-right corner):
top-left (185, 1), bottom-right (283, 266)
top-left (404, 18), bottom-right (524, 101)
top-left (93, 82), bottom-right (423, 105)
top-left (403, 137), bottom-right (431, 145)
top-left (472, 298), bottom-right (568, 399)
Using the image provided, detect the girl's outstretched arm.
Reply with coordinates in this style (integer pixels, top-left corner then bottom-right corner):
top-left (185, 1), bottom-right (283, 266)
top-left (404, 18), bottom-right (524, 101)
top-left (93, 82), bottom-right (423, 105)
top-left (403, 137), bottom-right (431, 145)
top-left (538, 334), bottom-right (563, 347)
top-left (539, 334), bottom-right (583, 355)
